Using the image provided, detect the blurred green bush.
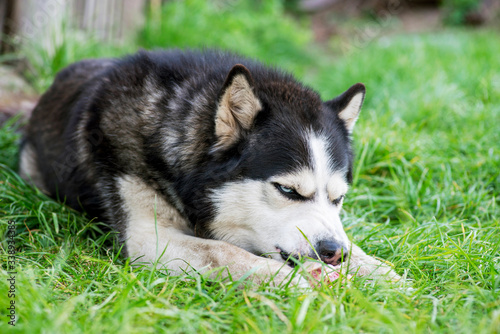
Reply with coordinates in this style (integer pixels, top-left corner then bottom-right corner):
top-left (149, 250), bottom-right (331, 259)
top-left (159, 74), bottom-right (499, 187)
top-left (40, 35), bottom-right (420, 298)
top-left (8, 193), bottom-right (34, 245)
top-left (20, 0), bottom-right (315, 92)
top-left (442, 0), bottom-right (481, 25)
top-left (138, 0), bottom-right (313, 77)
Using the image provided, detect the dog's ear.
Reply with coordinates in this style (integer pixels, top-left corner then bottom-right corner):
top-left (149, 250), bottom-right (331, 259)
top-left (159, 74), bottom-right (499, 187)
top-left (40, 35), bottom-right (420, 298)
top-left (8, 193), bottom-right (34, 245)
top-left (213, 64), bottom-right (261, 152)
top-left (325, 83), bottom-right (365, 134)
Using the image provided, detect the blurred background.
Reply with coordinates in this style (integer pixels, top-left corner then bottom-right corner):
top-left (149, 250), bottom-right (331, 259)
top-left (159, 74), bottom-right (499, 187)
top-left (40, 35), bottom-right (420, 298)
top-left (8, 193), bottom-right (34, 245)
top-left (0, 0), bottom-right (498, 123)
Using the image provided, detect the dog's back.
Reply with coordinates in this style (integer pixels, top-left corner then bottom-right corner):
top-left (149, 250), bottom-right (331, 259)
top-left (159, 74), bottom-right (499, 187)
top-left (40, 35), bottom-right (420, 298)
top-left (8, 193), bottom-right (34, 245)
top-left (20, 58), bottom-right (114, 210)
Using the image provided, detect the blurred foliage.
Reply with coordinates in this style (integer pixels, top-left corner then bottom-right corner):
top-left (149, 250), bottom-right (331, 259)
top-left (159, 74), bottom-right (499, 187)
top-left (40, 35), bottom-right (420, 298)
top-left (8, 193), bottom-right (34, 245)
top-left (20, 0), bottom-right (315, 92)
top-left (442, 0), bottom-right (481, 25)
top-left (18, 18), bottom-right (135, 93)
top-left (0, 116), bottom-right (22, 169)
top-left (138, 0), bottom-right (313, 77)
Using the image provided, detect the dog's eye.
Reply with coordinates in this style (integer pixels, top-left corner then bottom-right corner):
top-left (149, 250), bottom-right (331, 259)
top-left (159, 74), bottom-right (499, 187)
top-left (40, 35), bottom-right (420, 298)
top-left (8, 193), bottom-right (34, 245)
top-left (332, 195), bottom-right (344, 206)
top-left (277, 184), bottom-right (294, 193)
top-left (273, 183), bottom-right (307, 201)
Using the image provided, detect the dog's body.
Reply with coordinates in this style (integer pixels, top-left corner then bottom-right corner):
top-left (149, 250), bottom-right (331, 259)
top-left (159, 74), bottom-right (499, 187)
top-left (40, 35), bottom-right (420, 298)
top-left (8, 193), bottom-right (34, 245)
top-left (20, 50), bottom-right (398, 285)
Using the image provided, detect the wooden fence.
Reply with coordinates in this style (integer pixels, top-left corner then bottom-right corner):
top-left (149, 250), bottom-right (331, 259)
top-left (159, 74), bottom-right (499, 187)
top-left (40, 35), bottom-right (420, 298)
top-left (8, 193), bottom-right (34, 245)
top-left (0, 0), bottom-right (151, 53)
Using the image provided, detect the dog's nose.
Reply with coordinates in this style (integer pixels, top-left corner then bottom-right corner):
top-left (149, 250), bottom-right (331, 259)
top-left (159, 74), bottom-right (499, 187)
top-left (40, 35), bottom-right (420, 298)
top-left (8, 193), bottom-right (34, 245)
top-left (317, 240), bottom-right (348, 266)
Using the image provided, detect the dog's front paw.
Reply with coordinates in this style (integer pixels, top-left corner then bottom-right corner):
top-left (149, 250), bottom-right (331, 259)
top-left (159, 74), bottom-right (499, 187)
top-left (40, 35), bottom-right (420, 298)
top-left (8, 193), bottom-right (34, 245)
top-left (301, 261), bottom-right (349, 287)
top-left (347, 243), bottom-right (402, 282)
top-left (244, 257), bottom-right (310, 288)
top-left (351, 260), bottom-right (401, 282)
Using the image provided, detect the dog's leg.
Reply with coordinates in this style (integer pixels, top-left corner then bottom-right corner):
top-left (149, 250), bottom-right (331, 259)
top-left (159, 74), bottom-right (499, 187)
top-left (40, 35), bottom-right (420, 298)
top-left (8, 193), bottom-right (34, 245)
top-left (117, 175), bottom-right (304, 287)
top-left (129, 226), bottom-right (303, 286)
top-left (345, 242), bottom-right (401, 281)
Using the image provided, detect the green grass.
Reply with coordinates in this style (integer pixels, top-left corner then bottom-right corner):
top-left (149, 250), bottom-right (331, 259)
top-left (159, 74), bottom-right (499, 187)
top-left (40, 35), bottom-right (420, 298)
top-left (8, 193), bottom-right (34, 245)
top-left (1, 1), bottom-right (499, 332)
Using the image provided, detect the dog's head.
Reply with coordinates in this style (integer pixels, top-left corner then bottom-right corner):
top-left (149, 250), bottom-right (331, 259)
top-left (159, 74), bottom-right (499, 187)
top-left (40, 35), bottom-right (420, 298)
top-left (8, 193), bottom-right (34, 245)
top-left (205, 64), bottom-right (365, 266)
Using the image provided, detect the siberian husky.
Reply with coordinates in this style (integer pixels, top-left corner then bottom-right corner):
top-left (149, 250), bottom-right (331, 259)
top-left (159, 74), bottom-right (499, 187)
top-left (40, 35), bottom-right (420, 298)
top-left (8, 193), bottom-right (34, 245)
top-left (20, 50), bottom-right (399, 286)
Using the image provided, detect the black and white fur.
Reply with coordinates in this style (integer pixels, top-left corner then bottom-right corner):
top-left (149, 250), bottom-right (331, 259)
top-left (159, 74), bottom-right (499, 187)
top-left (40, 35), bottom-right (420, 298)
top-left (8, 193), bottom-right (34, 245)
top-left (20, 50), bottom-right (399, 286)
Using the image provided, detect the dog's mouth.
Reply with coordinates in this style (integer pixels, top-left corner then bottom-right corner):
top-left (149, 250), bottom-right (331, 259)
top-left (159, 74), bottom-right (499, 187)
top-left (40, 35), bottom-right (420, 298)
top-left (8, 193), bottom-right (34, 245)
top-left (263, 247), bottom-right (313, 267)
top-left (277, 247), bottom-right (302, 268)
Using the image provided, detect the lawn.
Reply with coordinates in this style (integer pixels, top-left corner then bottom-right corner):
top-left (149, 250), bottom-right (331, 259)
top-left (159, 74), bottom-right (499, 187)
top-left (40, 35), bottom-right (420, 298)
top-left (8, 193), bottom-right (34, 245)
top-left (1, 1), bottom-right (499, 333)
